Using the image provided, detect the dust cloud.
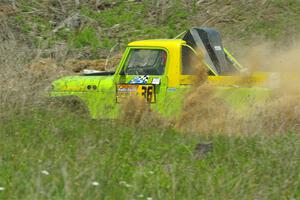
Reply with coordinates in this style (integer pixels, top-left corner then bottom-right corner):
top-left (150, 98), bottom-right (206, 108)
top-left (177, 42), bottom-right (300, 135)
top-left (119, 96), bottom-right (168, 129)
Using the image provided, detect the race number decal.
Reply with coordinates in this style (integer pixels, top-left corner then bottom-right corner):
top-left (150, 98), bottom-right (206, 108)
top-left (117, 84), bottom-right (156, 103)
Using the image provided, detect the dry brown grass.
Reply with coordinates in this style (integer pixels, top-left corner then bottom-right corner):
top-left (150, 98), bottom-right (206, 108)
top-left (244, 95), bottom-right (300, 134)
top-left (0, 18), bottom-right (68, 118)
top-left (118, 96), bottom-right (168, 129)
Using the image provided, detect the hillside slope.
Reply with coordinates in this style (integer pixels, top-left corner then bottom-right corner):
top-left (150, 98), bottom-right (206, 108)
top-left (1, 0), bottom-right (300, 60)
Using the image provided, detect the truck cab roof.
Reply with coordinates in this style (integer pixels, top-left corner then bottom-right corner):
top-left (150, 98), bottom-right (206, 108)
top-left (128, 28), bottom-right (246, 76)
top-left (128, 39), bottom-right (186, 48)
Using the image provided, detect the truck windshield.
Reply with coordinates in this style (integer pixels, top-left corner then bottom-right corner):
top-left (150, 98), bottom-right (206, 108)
top-left (123, 49), bottom-right (166, 75)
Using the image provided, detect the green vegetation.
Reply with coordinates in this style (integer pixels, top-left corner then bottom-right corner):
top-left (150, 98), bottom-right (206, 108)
top-left (68, 27), bottom-right (101, 51)
top-left (12, 0), bottom-right (300, 56)
top-left (1, 109), bottom-right (300, 199)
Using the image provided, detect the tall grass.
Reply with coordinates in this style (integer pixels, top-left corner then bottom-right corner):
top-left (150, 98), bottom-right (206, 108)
top-left (1, 109), bottom-right (300, 199)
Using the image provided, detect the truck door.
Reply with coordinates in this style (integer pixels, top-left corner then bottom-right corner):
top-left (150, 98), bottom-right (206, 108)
top-left (115, 47), bottom-right (168, 108)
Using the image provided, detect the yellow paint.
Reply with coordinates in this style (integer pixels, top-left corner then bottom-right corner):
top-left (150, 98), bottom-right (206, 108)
top-left (129, 39), bottom-right (270, 88)
top-left (128, 39), bottom-right (186, 47)
top-left (179, 72), bottom-right (270, 87)
top-left (129, 39), bottom-right (186, 88)
top-left (208, 72), bottom-right (269, 87)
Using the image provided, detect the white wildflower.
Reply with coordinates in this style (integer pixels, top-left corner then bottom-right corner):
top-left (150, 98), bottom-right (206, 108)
top-left (41, 170), bottom-right (49, 176)
top-left (92, 181), bottom-right (100, 186)
top-left (137, 194), bottom-right (144, 198)
top-left (125, 183), bottom-right (132, 188)
top-left (0, 187), bottom-right (5, 191)
top-left (119, 181), bottom-right (132, 188)
top-left (119, 181), bottom-right (126, 185)
top-left (146, 197), bottom-right (153, 200)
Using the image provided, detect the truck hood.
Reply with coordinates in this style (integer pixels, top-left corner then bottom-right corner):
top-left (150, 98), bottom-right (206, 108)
top-left (52, 75), bottom-right (115, 92)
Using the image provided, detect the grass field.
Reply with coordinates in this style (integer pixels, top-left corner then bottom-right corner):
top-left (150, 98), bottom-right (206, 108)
top-left (1, 108), bottom-right (300, 199)
top-left (1, 1), bottom-right (300, 199)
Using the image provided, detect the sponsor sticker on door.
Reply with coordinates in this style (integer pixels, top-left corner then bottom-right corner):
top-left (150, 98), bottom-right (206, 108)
top-left (117, 84), bottom-right (156, 103)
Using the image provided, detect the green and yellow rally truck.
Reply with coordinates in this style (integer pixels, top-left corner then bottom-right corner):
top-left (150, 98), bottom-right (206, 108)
top-left (51, 27), bottom-right (271, 119)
